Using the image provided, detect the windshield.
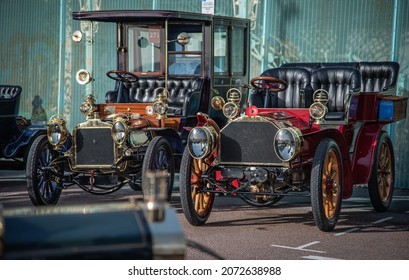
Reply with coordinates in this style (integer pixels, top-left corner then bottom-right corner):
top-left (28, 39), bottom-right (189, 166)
top-left (128, 25), bottom-right (161, 73)
top-left (127, 23), bottom-right (203, 76)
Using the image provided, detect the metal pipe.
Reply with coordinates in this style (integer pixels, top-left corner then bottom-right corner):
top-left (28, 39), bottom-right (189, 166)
top-left (165, 20), bottom-right (168, 93)
top-left (391, 0), bottom-right (399, 62)
top-left (261, 0), bottom-right (268, 71)
top-left (57, 0), bottom-right (67, 115)
top-left (389, 0), bottom-right (399, 141)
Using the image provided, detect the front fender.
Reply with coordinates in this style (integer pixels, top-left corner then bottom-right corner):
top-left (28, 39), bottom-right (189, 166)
top-left (3, 125), bottom-right (46, 158)
top-left (352, 123), bottom-right (385, 184)
top-left (305, 128), bottom-right (353, 199)
top-left (148, 127), bottom-right (184, 154)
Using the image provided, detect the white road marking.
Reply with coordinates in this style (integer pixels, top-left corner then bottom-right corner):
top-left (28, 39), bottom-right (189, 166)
top-left (334, 227), bottom-right (360, 236)
top-left (271, 241), bottom-right (325, 254)
top-left (297, 241), bottom-right (320, 250)
top-left (371, 217), bottom-right (393, 224)
top-left (303, 255), bottom-right (343, 260)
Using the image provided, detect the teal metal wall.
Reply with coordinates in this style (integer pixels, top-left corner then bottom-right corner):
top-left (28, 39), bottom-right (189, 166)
top-left (1, 0), bottom-right (408, 187)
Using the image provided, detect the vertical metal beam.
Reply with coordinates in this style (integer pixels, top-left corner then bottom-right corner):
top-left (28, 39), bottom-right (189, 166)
top-left (261, 0), bottom-right (268, 71)
top-left (389, 0), bottom-right (400, 141)
top-left (391, 0), bottom-right (399, 62)
top-left (58, 0), bottom-right (67, 115)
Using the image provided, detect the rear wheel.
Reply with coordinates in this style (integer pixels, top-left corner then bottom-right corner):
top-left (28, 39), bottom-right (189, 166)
top-left (311, 139), bottom-right (343, 232)
top-left (26, 135), bottom-right (63, 205)
top-left (368, 131), bottom-right (394, 212)
top-left (142, 136), bottom-right (174, 201)
top-left (180, 148), bottom-right (215, 226)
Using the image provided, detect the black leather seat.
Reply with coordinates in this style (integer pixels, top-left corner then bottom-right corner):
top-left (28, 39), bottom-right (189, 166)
top-left (105, 78), bottom-right (203, 117)
top-left (311, 67), bottom-right (361, 120)
top-left (358, 61), bottom-right (399, 92)
top-left (320, 62), bottom-right (359, 70)
top-left (0, 85), bottom-right (22, 146)
top-left (280, 62), bottom-right (321, 73)
top-left (250, 67), bottom-right (312, 108)
top-left (0, 85), bottom-right (21, 117)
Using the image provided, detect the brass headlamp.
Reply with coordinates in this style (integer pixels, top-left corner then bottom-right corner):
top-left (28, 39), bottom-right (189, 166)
top-left (47, 115), bottom-right (69, 149)
top-left (148, 87), bottom-right (169, 120)
top-left (223, 88), bottom-right (242, 119)
top-left (309, 89), bottom-right (329, 123)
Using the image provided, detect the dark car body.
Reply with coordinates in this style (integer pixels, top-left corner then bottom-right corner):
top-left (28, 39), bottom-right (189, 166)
top-left (0, 85), bottom-right (46, 166)
top-left (26, 10), bottom-right (250, 206)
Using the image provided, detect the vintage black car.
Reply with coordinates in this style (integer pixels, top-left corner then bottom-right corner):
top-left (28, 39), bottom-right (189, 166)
top-left (26, 10), bottom-right (250, 205)
top-left (180, 61), bottom-right (407, 231)
top-left (0, 85), bottom-right (46, 167)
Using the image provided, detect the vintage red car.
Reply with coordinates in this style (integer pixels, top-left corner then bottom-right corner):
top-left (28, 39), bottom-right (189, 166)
top-left (25, 10), bottom-right (250, 205)
top-left (180, 61), bottom-right (407, 231)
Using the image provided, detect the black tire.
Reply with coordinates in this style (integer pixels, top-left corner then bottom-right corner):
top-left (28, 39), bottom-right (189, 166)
top-left (311, 139), bottom-right (343, 232)
top-left (142, 136), bottom-right (174, 201)
top-left (26, 134), bottom-right (63, 205)
top-left (180, 148), bottom-right (215, 226)
top-left (239, 193), bottom-right (283, 207)
top-left (368, 131), bottom-right (394, 212)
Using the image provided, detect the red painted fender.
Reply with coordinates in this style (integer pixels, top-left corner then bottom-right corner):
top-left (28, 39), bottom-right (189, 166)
top-left (305, 128), bottom-right (353, 199)
top-left (352, 123), bottom-right (385, 184)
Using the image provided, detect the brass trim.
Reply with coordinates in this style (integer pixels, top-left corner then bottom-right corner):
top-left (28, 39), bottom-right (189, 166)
top-left (273, 127), bottom-right (303, 162)
top-left (111, 117), bottom-right (129, 145)
top-left (187, 125), bottom-right (218, 159)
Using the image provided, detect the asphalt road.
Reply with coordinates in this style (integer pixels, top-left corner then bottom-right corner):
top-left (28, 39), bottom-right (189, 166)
top-left (1, 161), bottom-right (409, 260)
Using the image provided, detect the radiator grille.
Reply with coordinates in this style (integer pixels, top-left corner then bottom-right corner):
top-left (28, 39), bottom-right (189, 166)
top-left (220, 121), bottom-right (280, 164)
top-left (75, 127), bottom-right (115, 167)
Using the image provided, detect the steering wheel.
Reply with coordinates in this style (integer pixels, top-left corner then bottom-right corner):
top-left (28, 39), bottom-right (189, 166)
top-left (106, 70), bottom-right (139, 83)
top-left (250, 76), bottom-right (288, 92)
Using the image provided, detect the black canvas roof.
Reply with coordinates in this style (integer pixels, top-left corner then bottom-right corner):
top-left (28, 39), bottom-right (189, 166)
top-left (72, 10), bottom-right (215, 23)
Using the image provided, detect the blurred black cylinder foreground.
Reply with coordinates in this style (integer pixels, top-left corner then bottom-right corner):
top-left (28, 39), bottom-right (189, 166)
top-left (0, 201), bottom-right (185, 260)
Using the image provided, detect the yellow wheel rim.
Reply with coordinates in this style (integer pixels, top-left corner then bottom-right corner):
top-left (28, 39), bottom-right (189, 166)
top-left (191, 158), bottom-right (212, 217)
top-left (322, 148), bottom-right (340, 220)
top-left (377, 142), bottom-right (393, 203)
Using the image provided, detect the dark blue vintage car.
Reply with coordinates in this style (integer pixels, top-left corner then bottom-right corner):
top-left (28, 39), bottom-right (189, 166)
top-left (0, 85), bottom-right (46, 167)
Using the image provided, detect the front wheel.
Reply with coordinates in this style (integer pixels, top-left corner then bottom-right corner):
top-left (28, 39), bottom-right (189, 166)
top-left (368, 131), bottom-right (394, 212)
top-left (142, 136), bottom-right (174, 201)
top-left (180, 148), bottom-right (215, 226)
top-left (26, 135), bottom-right (63, 205)
top-left (311, 139), bottom-right (343, 232)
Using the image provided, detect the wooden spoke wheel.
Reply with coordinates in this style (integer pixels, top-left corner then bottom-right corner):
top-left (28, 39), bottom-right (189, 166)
top-left (180, 149), bottom-right (215, 226)
top-left (368, 131), bottom-right (394, 212)
top-left (311, 139), bottom-right (343, 232)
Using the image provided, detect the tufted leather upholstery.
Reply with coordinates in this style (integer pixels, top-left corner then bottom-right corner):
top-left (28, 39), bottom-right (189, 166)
top-left (106, 78), bottom-right (203, 116)
top-left (280, 62), bottom-right (321, 73)
top-left (311, 67), bottom-right (361, 120)
top-left (251, 67), bottom-right (312, 108)
top-left (281, 61), bottom-right (400, 93)
top-left (0, 85), bottom-right (22, 116)
top-left (320, 62), bottom-right (359, 69)
top-left (0, 85), bottom-right (22, 146)
top-left (359, 61), bottom-right (399, 92)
